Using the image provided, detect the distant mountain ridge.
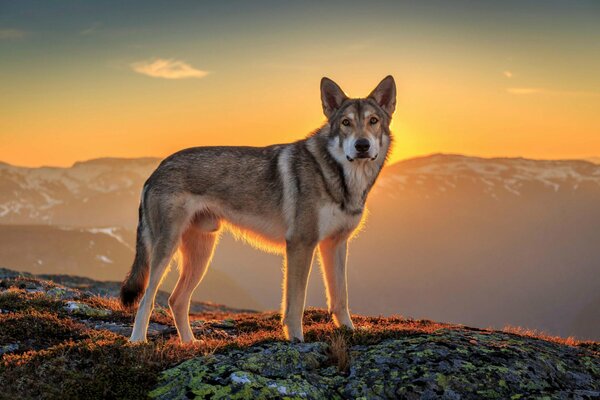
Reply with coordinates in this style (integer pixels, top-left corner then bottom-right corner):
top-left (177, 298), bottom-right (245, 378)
top-left (586, 156), bottom-right (600, 164)
top-left (0, 154), bottom-right (599, 340)
top-left (0, 157), bottom-right (160, 226)
top-left (378, 153), bottom-right (600, 198)
top-left (2, 154), bottom-right (600, 226)
top-left (0, 225), bottom-right (262, 310)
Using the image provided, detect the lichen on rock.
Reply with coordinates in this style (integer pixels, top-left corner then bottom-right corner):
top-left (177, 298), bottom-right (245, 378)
top-left (151, 330), bottom-right (600, 400)
top-left (64, 301), bottom-right (112, 317)
top-left (150, 342), bottom-right (345, 399)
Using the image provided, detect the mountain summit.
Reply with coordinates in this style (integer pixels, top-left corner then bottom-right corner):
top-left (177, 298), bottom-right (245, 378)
top-left (0, 269), bottom-right (598, 399)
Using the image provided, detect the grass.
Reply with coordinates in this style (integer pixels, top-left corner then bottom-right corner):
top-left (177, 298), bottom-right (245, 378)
top-left (1, 276), bottom-right (597, 399)
top-left (0, 284), bottom-right (454, 400)
top-left (326, 331), bottom-right (351, 373)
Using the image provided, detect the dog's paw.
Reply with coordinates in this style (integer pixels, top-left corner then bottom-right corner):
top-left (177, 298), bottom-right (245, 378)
top-left (129, 336), bottom-right (148, 343)
top-left (283, 325), bottom-right (304, 343)
top-left (333, 313), bottom-right (355, 330)
top-left (181, 338), bottom-right (203, 346)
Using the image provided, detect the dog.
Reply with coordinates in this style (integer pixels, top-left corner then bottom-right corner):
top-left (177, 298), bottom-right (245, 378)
top-left (120, 75), bottom-right (396, 343)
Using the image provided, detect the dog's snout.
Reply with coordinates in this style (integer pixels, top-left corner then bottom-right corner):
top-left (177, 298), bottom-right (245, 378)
top-left (354, 138), bottom-right (370, 153)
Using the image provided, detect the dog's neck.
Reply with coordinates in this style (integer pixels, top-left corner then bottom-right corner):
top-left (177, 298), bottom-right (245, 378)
top-left (308, 125), bottom-right (390, 212)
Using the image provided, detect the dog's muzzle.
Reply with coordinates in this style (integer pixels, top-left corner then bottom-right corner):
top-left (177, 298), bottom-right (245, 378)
top-left (347, 138), bottom-right (378, 162)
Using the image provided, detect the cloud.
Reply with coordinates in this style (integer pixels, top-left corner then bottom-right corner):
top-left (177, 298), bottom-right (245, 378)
top-left (130, 58), bottom-right (209, 80)
top-left (0, 29), bottom-right (26, 40)
top-left (80, 23), bottom-right (102, 36)
top-left (503, 70), bottom-right (513, 78)
top-left (507, 87), bottom-right (600, 97)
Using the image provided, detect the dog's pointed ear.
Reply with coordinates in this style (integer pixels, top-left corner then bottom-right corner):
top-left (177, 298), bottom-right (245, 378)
top-left (321, 77), bottom-right (348, 119)
top-left (368, 75), bottom-right (396, 116)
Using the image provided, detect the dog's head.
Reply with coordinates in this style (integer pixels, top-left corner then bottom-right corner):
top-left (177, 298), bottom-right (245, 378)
top-left (321, 76), bottom-right (396, 162)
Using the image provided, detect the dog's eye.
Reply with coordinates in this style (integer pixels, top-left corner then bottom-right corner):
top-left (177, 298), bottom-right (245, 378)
top-left (369, 117), bottom-right (379, 125)
top-left (341, 119), bottom-right (350, 126)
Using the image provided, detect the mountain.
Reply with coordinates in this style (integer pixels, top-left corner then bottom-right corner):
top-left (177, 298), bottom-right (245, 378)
top-left (1, 271), bottom-right (598, 399)
top-left (0, 225), bottom-right (261, 310)
top-left (0, 154), bottom-right (599, 340)
top-left (586, 157), bottom-right (600, 164)
top-left (0, 157), bottom-right (159, 227)
top-left (330, 154), bottom-right (600, 340)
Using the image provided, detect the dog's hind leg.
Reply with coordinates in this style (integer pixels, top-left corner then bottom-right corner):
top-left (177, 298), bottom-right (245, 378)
top-left (169, 215), bottom-right (220, 343)
top-left (130, 206), bottom-right (187, 343)
top-left (318, 238), bottom-right (354, 330)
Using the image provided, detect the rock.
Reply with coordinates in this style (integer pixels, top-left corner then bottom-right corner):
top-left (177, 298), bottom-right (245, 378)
top-left (46, 287), bottom-right (80, 301)
top-left (0, 268), bottom-right (32, 280)
top-left (211, 318), bottom-right (236, 329)
top-left (86, 320), bottom-right (172, 337)
top-left (64, 301), bottom-right (112, 318)
top-left (0, 343), bottom-right (19, 355)
top-left (151, 330), bottom-right (600, 400)
top-left (150, 342), bottom-right (345, 399)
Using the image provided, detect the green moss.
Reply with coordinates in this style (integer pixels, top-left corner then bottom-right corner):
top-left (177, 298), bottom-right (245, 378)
top-left (151, 343), bottom-right (340, 399)
top-left (152, 332), bottom-right (600, 400)
top-left (64, 301), bottom-right (112, 318)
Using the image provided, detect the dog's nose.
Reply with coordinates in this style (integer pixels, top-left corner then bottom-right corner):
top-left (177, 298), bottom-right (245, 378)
top-left (354, 138), bottom-right (370, 153)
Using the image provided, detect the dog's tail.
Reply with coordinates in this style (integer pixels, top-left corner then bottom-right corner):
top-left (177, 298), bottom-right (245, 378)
top-left (120, 196), bottom-right (150, 309)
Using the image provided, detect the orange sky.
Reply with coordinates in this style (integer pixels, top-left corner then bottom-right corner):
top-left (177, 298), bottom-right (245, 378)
top-left (1, 1), bottom-right (599, 167)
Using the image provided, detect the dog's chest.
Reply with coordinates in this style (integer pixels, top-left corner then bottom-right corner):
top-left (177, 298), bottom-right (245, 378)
top-left (317, 202), bottom-right (362, 241)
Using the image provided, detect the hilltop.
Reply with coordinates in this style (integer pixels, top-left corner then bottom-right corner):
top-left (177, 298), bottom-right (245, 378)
top-left (0, 269), bottom-right (598, 399)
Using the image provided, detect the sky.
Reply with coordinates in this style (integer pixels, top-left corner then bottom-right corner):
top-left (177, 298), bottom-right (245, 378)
top-left (1, 0), bottom-right (600, 167)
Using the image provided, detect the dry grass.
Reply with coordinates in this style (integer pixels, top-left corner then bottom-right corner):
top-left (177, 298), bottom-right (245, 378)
top-left (327, 331), bottom-right (351, 373)
top-left (502, 325), bottom-right (584, 347)
top-left (1, 280), bottom-right (597, 400)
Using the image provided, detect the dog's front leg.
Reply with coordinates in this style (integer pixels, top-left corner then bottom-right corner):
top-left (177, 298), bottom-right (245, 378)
top-left (319, 238), bottom-right (354, 330)
top-left (282, 240), bottom-right (316, 342)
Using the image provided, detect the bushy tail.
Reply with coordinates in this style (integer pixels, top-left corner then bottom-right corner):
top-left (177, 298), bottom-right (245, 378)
top-left (120, 202), bottom-right (150, 309)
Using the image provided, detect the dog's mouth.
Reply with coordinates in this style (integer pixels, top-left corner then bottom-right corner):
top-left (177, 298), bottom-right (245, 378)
top-left (346, 153), bottom-right (378, 162)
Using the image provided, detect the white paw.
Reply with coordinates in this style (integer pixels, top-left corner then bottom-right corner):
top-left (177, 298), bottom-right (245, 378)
top-left (129, 336), bottom-right (147, 343)
top-left (283, 323), bottom-right (304, 342)
top-left (333, 313), bottom-right (354, 330)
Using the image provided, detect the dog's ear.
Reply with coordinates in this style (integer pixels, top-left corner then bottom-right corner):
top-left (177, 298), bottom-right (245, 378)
top-left (368, 75), bottom-right (396, 116)
top-left (321, 77), bottom-right (348, 119)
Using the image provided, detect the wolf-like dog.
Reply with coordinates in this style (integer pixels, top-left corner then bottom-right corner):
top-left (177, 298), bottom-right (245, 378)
top-left (120, 76), bottom-right (396, 343)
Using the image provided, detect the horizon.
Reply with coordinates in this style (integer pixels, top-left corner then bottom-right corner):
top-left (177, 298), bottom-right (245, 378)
top-left (2, 1), bottom-right (600, 167)
top-left (1, 151), bottom-right (600, 170)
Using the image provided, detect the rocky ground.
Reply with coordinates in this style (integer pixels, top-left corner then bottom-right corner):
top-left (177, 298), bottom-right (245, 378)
top-left (0, 268), bottom-right (598, 399)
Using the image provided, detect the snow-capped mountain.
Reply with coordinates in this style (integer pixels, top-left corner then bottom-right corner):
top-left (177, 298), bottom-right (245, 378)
top-left (1, 154), bottom-right (599, 339)
top-left (2, 154), bottom-right (599, 227)
top-left (0, 157), bottom-right (159, 226)
top-left (374, 154), bottom-right (600, 199)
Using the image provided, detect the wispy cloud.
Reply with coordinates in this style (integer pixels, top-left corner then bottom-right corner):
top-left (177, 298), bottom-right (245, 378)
top-left (130, 58), bottom-right (209, 80)
top-left (0, 29), bottom-right (26, 40)
top-left (503, 70), bottom-right (513, 78)
top-left (80, 23), bottom-right (102, 36)
top-left (507, 87), bottom-right (600, 97)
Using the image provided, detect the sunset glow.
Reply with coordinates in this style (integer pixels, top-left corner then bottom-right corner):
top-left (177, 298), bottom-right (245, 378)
top-left (1, 1), bottom-right (599, 167)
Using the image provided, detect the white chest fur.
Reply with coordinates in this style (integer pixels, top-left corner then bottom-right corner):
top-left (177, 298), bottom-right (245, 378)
top-left (318, 202), bottom-right (363, 241)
